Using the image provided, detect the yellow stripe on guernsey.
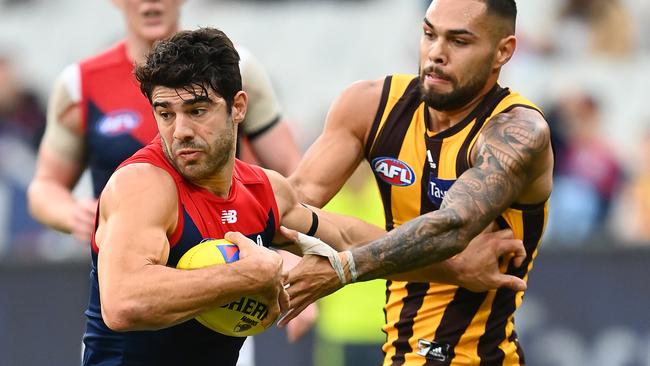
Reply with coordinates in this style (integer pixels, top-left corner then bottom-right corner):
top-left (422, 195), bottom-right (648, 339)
top-left (366, 74), bottom-right (547, 366)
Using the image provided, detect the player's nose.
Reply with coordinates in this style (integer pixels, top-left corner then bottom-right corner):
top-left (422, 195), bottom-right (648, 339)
top-left (173, 114), bottom-right (195, 140)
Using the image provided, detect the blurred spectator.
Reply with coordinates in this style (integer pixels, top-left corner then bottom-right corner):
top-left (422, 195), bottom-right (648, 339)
top-left (540, 0), bottom-right (636, 58)
top-left (0, 56), bottom-right (44, 150)
top-left (0, 53), bottom-right (46, 257)
top-left (611, 130), bottom-right (650, 245)
top-left (545, 90), bottom-right (624, 245)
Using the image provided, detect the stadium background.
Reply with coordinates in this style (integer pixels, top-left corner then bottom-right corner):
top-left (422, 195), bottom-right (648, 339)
top-left (1, 0), bottom-right (649, 365)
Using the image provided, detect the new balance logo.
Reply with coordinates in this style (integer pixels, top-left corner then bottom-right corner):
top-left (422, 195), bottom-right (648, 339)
top-left (221, 210), bottom-right (238, 224)
top-left (417, 339), bottom-right (450, 362)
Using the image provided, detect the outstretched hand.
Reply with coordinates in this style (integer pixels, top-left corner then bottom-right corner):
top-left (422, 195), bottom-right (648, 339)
top-left (277, 254), bottom-right (342, 327)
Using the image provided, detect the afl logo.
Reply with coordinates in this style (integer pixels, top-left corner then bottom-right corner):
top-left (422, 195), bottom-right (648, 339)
top-left (372, 157), bottom-right (416, 187)
top-left (97, 111), bottom-right (141, 136)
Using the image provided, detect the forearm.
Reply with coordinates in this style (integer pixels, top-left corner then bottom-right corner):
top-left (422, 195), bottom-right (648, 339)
top-left (290, 177), bottom-right (329, 208)
top-left (102, 261), bottom-right (265, 331)
top-left (313, 208), bottom-right (385, 251)
top-left (350, 209), bottom-right (475, 282)
top-left (27, 180), bottom-right (77, 233)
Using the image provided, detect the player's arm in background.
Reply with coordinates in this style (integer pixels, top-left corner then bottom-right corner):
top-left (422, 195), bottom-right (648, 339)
top-left (288, 79), bottom-right (381, 206)
top-left (239, 48), bottom-right (301, 176)
top-left (267, 168), bottom-right (386, 253)
top-left (96, 163), bottom-right (288, 332)
top-left (27, 64), bottom-right (97, 242)
top-left (279, 106), bottom-right (553, 323)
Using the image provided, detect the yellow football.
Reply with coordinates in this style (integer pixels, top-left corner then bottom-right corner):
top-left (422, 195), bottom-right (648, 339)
top-left (176, 239), bottom-right (269, 337)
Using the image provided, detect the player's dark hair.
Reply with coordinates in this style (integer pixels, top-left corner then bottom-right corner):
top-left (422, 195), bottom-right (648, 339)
top-left (482, 0), bottom-right (517, 34)
top-left (135, 27), bottom-right (241, 110)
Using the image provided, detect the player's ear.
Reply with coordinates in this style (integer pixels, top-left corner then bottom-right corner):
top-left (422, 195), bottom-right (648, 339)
top-left (493, 35), bottom-right (516, 70)
top-left (231, 91), bottom-right (248, 125)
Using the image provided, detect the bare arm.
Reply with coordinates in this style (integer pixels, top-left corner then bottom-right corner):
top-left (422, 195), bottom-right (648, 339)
top-left (267, 169), bottom-right (385, 252)
top-left (352, 107), bottom-right (552, 280)
top-left (288, 79), bottom-right (383, 207)
top-left (97, 164), bottom-right (286, 331)
top-left (249, 120), bottom-right (301, 176)
top-left (27, 66), bottom-right (95, 239)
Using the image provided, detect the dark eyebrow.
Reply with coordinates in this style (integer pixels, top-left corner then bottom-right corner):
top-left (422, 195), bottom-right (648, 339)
top-left (423, 18), bottom-right (477, 38)
top-left (182, 95), bottom-right (214, 106)
top-left (152, 101), bottom-right (169, 109)
top-left (152, 95), bottom-right (214, 109)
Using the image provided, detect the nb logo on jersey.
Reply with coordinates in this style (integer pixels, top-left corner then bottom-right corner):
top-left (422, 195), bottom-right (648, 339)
top-left (221, 210), bottom-right (238, 224)
top-left (417, 339), bottom-right (450, 362)
top-left (372, 157), bottom-right (416, 187)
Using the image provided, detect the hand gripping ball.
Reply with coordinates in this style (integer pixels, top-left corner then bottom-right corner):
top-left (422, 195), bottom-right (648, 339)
top-left (176, 239), bottom-right (270, 337)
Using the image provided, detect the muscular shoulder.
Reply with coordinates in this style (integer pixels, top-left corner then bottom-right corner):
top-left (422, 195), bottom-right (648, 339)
top-left (262, 168), bottom-right (296, 218)
top-left (49, 64), bottom-right (82, 131)
top-left (326, 78), bottom-right (385, 139)
top-left (483, 106), bottom-right (551, 161)
top-left (473, 106), bottom-right (553, 202)
top-left (104, 163), bottom-right (177, 200)
top-left (336, 79), bottom-right (384, 113)
top-left (101, 163), bottom-right (178, 228)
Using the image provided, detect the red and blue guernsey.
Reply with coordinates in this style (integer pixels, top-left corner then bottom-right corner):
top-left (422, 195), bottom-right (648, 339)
top-left (80, 41), bottom-right (158, 197)
top-left (82, 137), bottom-right (280, 366)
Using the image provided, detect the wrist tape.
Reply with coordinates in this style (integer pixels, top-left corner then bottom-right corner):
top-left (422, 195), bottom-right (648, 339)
top-left (296, 232), bottom-right (358, 284)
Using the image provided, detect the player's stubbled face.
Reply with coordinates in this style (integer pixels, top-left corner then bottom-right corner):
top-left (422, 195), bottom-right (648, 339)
top-left (114, 0), bottom-right (183, 42)
top-left (418, 0), bottom-right (496, 111)
top-left (152, 86), bottom-right (235, 181)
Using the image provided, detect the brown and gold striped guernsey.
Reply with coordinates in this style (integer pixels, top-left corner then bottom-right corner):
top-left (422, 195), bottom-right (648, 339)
top-left (365, 74), bottom-right (548, 366)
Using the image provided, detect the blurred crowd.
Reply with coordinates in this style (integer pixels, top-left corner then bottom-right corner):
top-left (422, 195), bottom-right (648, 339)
top-left (0, 53), bottom-right (46, 258)
top-left (0, 0), bottom-right (649, 260)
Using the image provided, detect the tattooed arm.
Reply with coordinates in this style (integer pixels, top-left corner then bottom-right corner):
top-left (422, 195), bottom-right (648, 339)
top-left (278, 107), bottom-right (553, 325)
top-left (352, 107), bottom-right (553, 280)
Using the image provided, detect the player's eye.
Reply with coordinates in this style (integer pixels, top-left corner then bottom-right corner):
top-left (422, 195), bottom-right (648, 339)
top-left (452, 38), bottom-right (469, 46)
top-left (191, 108), bottom-right (207, 116)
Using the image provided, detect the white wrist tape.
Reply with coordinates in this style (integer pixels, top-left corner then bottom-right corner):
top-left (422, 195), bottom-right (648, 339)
top-left (343, 250), bottom-right (358, 282)
top-left (296, 232), bottom-right (357, 284)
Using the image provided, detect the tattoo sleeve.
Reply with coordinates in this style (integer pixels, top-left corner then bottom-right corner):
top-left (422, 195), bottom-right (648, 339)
top-left (351, 109), bottom-right (550, 281)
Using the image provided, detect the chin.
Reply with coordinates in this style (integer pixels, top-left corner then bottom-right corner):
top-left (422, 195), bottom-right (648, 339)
top-left (139, 26), bottom-right (175, 43)
top-left (178, 167), bottom-right (202, 181)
